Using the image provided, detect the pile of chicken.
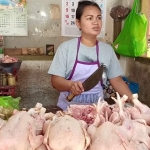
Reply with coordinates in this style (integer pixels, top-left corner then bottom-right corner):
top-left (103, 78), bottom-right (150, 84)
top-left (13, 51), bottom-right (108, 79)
top-left (1, 55), bottom-right (18, 63)
top-left (0, 93), bottom-right (150, 150)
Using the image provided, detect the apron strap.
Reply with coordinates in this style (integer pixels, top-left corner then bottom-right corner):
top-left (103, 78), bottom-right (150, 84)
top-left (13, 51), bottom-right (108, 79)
top-left (96, 40), bottom-right (100, 67)
top-left (68, 37), bottom-right (80, 80)
top-left (68, 37), bottom-right (100, 80)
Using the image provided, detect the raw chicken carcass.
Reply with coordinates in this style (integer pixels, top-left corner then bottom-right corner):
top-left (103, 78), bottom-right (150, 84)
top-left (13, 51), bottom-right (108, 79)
top-left (35, 144), bottom-right (48, 150)
top-left (0, 118), bottom-right (6, 129)
top-left (1, 55), bottom-right (18, 63)
top-left (88, 121), bottom-right (133, 150)
top-left (67, 104), bottom-right (97, 125)
top-left (88, 94), bottom-right (134, 150)
top-left (43, 115), bottom-right (90, 150)
top-left (0, 111), bottom-right (43, 150)
top-left (28, 103), bottom-right (46, 135)
top-left (129, 94), bottom-right (150, 125)
top-left (88, 93), bottom-right (150, 150)
top-left (132, 94), bottom-right (150, 114)
top-left (130, 120), bottom-right (150, 149)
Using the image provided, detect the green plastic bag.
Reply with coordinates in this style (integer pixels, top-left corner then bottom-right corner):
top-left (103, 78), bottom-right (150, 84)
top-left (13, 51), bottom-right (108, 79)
top-left (112, 0), bottom-right (148, 57)
top-left (0, 96), bottom-right (21, 110)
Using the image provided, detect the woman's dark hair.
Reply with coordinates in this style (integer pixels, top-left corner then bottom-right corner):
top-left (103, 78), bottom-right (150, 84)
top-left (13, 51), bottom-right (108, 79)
top-left (76, 0), bottom-right (101, 20)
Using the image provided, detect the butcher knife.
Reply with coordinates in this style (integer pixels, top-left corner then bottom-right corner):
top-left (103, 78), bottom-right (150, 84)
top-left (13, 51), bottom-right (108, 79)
top-left (66, 65), bottom-right (104, 102)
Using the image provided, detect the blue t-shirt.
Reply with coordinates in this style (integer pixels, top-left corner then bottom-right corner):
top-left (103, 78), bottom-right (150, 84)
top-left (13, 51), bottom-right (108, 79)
top-left (48, 38), bottom-right (123, 79)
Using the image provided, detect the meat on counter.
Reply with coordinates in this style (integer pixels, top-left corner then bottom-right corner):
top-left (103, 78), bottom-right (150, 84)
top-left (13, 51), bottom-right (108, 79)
top-left (1, 55), bottom-right (18, 63)
top-left (0, 93), bottom-right (150, 150)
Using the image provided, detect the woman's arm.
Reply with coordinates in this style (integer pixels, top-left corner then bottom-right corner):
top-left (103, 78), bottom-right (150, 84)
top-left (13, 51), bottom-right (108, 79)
top-left (51, 75), bottom-right (84, 95)
top-left (51, 75), bottom-right (73, 91)
top-left (109, 76), bottom-right (133, 101)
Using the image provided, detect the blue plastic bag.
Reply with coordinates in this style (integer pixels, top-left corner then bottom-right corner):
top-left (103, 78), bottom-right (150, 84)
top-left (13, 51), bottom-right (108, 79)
top-left (103, 77), bottom-right (139, 98)
top-left (122, 77), bottom-right (139, 94)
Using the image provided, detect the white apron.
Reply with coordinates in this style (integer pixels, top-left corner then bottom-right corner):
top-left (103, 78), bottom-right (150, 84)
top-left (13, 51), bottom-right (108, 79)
top-left (57, 37), bottom-right (103, 110)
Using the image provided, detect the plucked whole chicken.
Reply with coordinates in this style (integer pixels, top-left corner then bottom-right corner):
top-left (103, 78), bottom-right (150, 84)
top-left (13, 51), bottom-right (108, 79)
top-left (0, 93), bottom-right (150, 150)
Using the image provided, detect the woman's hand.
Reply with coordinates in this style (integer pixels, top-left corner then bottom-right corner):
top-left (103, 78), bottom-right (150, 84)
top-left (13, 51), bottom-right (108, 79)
top-left (51, 75), bottom-right (84, 96)
top-left (69, 81), bottom-right (84, 96)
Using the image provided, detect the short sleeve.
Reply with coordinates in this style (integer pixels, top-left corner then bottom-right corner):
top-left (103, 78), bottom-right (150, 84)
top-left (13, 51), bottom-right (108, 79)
top-left (48, 43), bottom-right (67, 78)
top-left (107, 47), bottom-right (124, 79)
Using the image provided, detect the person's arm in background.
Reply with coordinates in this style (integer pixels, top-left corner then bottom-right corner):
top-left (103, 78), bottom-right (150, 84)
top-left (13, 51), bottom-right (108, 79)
top-left (51, 75), bottom-right (84, 95)
top-left (109, 76), bottom-right (133, 101)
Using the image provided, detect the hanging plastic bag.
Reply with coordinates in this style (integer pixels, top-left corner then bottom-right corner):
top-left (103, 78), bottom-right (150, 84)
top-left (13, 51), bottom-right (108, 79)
top-left (112, 0), bottom-right (148, 57)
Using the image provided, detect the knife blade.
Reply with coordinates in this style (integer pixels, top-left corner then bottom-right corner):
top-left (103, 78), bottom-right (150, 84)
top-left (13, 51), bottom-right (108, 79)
top-left (66, 65), bottom-right (104, 102)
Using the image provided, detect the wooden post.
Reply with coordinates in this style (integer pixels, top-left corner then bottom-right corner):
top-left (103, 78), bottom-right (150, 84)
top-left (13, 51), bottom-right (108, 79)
top-left (113, 20), bottom-right (122, 59)
top-left (141, 0), bottom-right (150, 57)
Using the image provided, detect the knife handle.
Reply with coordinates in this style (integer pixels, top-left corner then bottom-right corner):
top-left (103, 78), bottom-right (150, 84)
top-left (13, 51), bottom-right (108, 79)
top-left (66, 93), bottom-right (75, 102)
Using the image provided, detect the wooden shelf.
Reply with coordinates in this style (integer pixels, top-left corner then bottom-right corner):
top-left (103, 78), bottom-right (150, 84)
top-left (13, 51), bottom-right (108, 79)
top-left (5, 55), bottom-right (54, 61)
top-left (4, 48), bottom-right (54, 60)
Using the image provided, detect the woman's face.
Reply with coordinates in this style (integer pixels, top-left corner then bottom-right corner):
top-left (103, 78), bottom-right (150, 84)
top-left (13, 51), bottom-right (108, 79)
top-left (76, 6), bottom-right (102, 37)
